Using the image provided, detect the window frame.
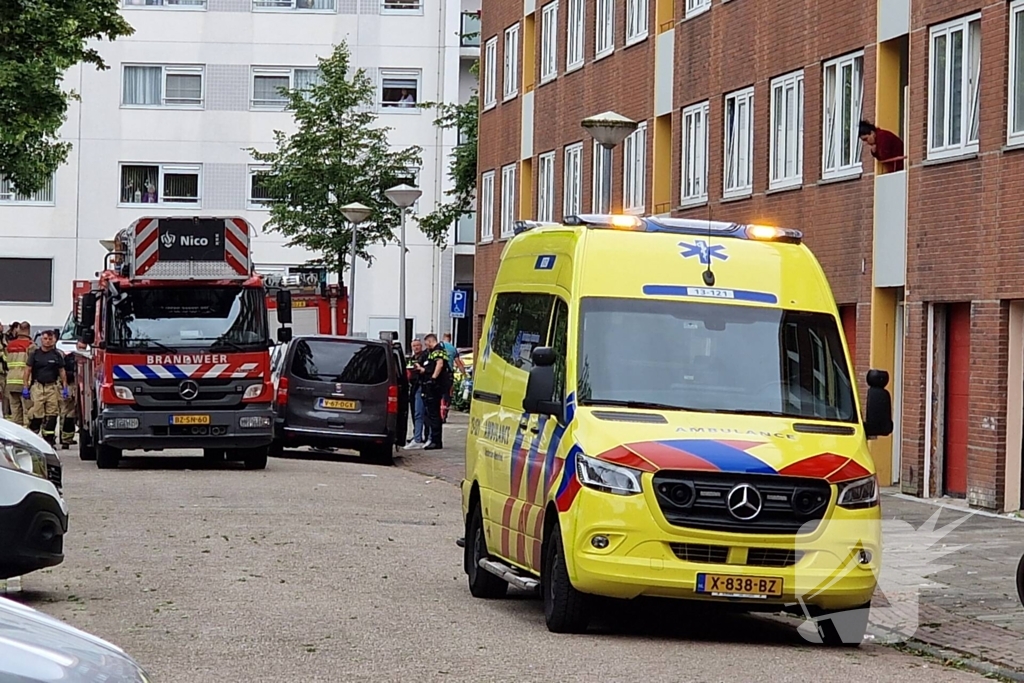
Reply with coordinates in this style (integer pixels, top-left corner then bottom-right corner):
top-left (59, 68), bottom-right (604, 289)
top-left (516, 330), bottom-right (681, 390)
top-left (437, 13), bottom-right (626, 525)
top-left (563, 142), bottom-right (583, 218)
top-left (121, 0), bottom-right (206, 10)
top-left (248, 165), bottom-right (275, 210)
top-left (622, 122), bottom-right (647, 213)
top-left (378, 68), bottom-right (422, 113)
top-left (821, 51), bottom-right (864, 180)
top-left (928, 13), bottom-right (982, 159)
top-left (121, 64), bottom-right (205, 109)
top-left (0, 258), bottom-right (54, 305)
top-left (769, 70), bottom-right (804, 191)
top-left (0, 175), bottom-right (56, 206)
top-left (685, 0), bottom-right (710, 19)
top-left (118, 162), bottom-right (203, 207)
top-left (1010, 1), bottom-right (1024, 144)
top-left (680, 100), bottom-right (710, 206)
top-left (250, 67), bottom-right (321, 110)
top-left (380, 0), bottom-right (422, 14)
top-left (480, 170), bottom-right (496, 243)
top-left (251, 0), bottom-right (335, 12)
top-left (500, 163), bottom-right (517, 239)
top-left (566, 0), bottom-right (585, 72)
top-left (540, 2), bottom-right (559, 84)
top-left (537, 151), bottom-right (556, 221)
top-left (595, 0), bottom-right (614, 59)
top-left (723, 86), bottom-right (754, 199)
top-left (483, 37), bottom-right (499, 110)
top-left (625, 0), bottom-right (649, 45)
top-left (592, 140), bottom-right (612, 212)
top-left (504, 23), bottom-right (521, 101)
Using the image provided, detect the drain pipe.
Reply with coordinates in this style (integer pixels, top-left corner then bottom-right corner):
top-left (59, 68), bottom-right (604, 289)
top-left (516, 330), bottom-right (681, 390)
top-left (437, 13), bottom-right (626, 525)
top-left (430, 0), bottom-right (450, 335)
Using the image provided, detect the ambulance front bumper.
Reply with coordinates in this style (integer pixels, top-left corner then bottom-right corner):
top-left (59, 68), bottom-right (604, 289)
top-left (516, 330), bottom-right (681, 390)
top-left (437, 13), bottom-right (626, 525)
top-left (97, 405), bottom-right (274, 450)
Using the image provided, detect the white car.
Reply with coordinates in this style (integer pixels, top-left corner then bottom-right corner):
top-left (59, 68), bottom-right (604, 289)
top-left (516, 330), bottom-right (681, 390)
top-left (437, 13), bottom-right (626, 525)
top-left (0, 418), bottom-right (68, 579)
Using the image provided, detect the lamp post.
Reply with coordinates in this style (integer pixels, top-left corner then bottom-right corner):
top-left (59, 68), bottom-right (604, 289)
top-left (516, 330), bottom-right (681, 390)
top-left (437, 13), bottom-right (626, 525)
top-left (581, 111), bottom-right (638, 214)
top-left (384, 183), bottom-right (422, 350)
top-left (340, 202), bottom-right (372, 336)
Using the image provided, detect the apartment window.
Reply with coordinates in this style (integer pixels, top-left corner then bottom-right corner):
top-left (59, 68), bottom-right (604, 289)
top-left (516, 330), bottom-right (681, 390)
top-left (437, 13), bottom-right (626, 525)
top-left (253, 0), bottom-right (333, 10)
top-left (120, 164), bottom-right (201, 205)
top-left (122, 65), bottom-right (203, 107)
top-left (484, 37), bottom-right (498, 109)
top-left (822, 52), bottom-right (864, 179)
top-left (0, 258), bottom-right (53, 304)
top-left (623, 122), bottom-right (647, 212)
top-left (685, 0), bottom-right (710, 19)
top-left (251, 67), bottom-right (322, 109)
top-left (540, 3), bottom-right (559, 84)
top-left (0, 175), bottom-right (55, 205)
top-left (480, 171), bottom-right (496, 242)
top-left (592, 141), bottom-right (612, 212)
top-left (500, 164), bottom-right (517, 238)
top-left (566, 0), bottom-right (585, 71)
top-left (504, 24), bottom-right (520, 100)
top-left (723, 87), bottom-right (754, 198)
top-left (563, 143), bottom-right (583, 217)
top-left (770, 70), bottom-right (804, 190)
top-left (381, 0), bottom-right (421, 12)
top-left (681, 101), bottom-right (709, 205)
top-left (122, 0), bottom-right (205, 8)
top-left (626, 0), bottom-right (648, 44)
top-left (380, 70), bottom-right (421, 109)
top-left (537, 152), bottom-right (556, 221)
top-left (595, 0), bottom-right (614, 58)
top-left (1012, 3), bottom-right (1024, 143)
top-left (249, 167), bottom-right (275, 209)
top-left (929, 14), bottom-right (981, 159)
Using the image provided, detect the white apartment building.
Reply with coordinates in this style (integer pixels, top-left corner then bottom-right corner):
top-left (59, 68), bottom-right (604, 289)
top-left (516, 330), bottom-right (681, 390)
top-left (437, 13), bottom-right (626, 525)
top-left (0, 0), bottom-right (481, 344)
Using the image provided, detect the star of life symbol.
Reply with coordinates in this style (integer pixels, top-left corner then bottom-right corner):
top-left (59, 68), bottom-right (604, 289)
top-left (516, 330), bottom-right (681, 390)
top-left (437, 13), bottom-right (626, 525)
top-left (679, 239), bottom-right (728, 265)
top-left (792, 507), bottom-right (975, 645)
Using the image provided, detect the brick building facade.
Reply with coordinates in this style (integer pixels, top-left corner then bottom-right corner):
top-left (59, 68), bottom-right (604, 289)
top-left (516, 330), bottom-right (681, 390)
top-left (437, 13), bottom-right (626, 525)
top-left (474, 0), bottom-right (1024, 511)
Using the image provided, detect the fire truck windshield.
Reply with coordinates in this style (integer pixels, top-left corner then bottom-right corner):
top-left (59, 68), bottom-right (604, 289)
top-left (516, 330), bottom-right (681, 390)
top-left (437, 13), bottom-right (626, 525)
top-left (107, 286), bottom-right (269, 352)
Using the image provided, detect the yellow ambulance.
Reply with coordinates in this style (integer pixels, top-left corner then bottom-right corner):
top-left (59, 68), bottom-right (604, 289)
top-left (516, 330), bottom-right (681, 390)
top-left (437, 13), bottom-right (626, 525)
top-left (461, 213), bottom-right (894, 644)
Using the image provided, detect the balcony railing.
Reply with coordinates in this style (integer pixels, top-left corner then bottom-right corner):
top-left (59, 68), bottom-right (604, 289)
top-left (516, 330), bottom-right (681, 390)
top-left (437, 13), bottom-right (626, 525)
top-left (461, 12), bottom-right (481, 47)
top-left (457, 212), bottom-right (476, 244)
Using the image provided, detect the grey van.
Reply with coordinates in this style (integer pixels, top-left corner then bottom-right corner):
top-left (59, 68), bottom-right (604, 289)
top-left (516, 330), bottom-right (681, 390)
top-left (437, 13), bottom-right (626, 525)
top-left (270, 336), bottom-right (409, 465)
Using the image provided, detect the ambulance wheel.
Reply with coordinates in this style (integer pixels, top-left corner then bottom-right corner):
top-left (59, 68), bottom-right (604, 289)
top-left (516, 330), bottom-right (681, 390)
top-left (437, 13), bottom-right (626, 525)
top-left (242, 446), bottom-right (269, 470)
top-left (543, 522), bottom-right (591, 634)
top-left (466, 504), bottom-right (507, 599)
top-left (79, 429), bottom-right (97, 461)
top-left (96, 444), bottom-right (121, 469)
top-left (814, 602), bottom-right (871, 647)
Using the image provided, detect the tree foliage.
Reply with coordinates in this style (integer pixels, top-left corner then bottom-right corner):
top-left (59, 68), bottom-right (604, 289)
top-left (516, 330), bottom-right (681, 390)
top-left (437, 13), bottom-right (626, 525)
top-left (248, 41), bottom-right (422, 276)
top-left (0, 0), bottom-right (133, 194)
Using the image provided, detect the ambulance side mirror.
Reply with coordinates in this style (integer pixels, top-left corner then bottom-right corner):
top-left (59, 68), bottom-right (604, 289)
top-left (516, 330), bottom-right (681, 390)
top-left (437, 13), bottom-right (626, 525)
top-left (864, 369), bottom-right (894, 439)
top-left (523, 347), bottom-right (562, 418)
top-left (276, 290), bottom-right (293, 324)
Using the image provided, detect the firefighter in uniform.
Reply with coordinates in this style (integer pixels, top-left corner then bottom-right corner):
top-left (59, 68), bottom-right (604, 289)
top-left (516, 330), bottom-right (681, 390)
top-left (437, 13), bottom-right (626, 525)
top-left (0, 321), bottom-right (8, 418)
top-left (59, 346), bottom-right (78, 448)
top-left (6, 322), bottom-right (36, 426)
top-left (24, 329), bottom-right (68, 446)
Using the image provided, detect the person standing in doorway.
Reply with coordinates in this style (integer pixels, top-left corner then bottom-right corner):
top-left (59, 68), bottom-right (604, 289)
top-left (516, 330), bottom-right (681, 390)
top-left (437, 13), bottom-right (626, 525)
top-left (25, 329), bottom-right (68, 446)
top-left (421, 334), bottom-right (451, 450)
top-left (6, 322), bottom-right (36, 427)
top-left (404, 338), bottom-right (430, 449)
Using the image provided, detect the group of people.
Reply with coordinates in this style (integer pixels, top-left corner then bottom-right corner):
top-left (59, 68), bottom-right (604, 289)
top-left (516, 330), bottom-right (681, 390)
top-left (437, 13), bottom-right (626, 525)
top-left (404, 332), bottom-right (465, 452)
top-left (0, 321), bottom-right (77, 448)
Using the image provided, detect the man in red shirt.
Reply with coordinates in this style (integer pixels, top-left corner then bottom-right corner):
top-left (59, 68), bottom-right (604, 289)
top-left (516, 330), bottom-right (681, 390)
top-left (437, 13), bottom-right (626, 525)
top-left (859, 120), bottom-right (905, 172)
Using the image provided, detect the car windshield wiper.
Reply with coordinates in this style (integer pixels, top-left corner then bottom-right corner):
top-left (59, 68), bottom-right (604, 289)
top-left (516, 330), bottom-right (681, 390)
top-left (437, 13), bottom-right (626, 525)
top-left (125, 338), bottom-right (177, 354)
top-left (698, 407), bottom-right (791, 418)
top-left (580, 399), bottom-right (695, 412)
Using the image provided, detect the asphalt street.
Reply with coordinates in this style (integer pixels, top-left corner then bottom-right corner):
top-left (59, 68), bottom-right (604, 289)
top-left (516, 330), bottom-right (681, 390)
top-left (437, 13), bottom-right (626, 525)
top-left (10, 446), bottom-right (990, 683)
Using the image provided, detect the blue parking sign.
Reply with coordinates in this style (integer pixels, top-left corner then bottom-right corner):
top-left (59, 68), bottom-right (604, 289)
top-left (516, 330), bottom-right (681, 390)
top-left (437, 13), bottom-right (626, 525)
top-left (450, 289), bottom-right (468, 319)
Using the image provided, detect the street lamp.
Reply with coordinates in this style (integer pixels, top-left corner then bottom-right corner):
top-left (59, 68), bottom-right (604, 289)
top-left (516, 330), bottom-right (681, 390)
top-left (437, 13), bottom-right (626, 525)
top-left (581, 111), bottom-right (638, 214)
top-left (340, 202), bottom-right (372, 336)
top-left (385, 183), bottom-right (422, 349)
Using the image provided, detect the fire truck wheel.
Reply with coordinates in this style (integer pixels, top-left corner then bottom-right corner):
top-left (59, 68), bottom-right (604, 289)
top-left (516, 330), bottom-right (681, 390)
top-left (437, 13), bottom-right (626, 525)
top-left (79, 430), bottom-right (97, 461)
top-left (96, 444), bottom-right (122, 469)
top-left (203, 448), bottom-right (226, 463)
top-left (242, 447), bottom-right (269, 470)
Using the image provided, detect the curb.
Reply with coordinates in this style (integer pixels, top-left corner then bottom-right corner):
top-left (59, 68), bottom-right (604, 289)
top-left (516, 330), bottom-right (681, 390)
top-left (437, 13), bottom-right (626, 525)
top-left (891, 639), bottom-right (1024, 683)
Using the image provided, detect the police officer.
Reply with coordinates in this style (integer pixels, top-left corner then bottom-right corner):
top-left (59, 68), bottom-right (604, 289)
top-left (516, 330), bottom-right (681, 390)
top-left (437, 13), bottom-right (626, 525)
top-left (59, 345), bottom-right (78, 448)
top-left (420, 334), bottom-right (451, 451)
top-left (24, 329), bottom-right (68, 446)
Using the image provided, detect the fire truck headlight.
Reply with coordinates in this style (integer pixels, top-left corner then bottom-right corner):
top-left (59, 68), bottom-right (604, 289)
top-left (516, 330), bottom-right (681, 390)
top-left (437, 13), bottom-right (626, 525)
top-left (239, 416), bottom-right (271, 429)
top-left (113, 386), bottom-right (135, 401)
top-left (242, 384), bottom-right (264, 400)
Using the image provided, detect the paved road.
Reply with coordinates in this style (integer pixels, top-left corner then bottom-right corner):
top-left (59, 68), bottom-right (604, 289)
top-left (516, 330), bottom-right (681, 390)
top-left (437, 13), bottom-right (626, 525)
top-left (8, 444), bottom-right (987, 683)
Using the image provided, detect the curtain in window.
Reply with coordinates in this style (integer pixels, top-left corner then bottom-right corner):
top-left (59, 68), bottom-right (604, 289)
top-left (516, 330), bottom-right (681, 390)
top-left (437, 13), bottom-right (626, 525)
top-left (123, 66), bottom-right (162, 105)
top-left (163, 171), bottom-right (199, 202)
top-left (254, 75), bottom-right (290, 105)
top-left (165, 73), bottom-right (201, 105)
top-left (293, 69), bottom-right (322, 91)
top-left (121, 166), bottom-right (158, 203)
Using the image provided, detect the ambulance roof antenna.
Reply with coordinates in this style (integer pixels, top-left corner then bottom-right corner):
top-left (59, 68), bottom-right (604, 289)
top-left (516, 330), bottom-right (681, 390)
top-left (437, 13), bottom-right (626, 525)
top-left (702, 202), bottom-right (716, 287)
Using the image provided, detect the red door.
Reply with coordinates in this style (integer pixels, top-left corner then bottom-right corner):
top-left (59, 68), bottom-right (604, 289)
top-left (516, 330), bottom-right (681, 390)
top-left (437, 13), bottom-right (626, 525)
top-left (944, 303), bottom-right (971, 497)
top-left (839, 305), bottom-right (857, 373)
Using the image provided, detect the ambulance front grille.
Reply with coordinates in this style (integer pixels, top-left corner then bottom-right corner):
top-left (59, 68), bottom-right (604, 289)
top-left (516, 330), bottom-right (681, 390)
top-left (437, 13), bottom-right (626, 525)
top-left (668, 544), bottom-right (804, 568)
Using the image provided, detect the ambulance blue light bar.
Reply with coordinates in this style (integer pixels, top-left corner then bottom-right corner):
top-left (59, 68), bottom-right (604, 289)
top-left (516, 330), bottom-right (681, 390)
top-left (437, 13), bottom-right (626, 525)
top-left (562, 214), bottom-right (803, 244)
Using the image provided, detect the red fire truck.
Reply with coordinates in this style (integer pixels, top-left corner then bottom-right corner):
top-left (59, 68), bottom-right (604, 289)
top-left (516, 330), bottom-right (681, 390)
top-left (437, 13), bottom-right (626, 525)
top-left (74, 217), bottom-right (293, 470)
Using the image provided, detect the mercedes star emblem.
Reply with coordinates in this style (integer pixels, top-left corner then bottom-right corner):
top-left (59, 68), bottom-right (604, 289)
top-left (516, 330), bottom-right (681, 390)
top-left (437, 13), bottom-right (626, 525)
top-left (726, 483), bottom-right (763, 521)
top-left (178, 379), bottom-right (200, 401)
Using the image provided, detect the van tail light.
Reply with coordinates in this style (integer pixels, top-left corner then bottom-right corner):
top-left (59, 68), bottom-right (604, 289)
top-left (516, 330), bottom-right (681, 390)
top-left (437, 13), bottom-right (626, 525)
top-left (276, 376), bottom-right (289, 406)
top-left (387, 384), bottom-right (399, 415)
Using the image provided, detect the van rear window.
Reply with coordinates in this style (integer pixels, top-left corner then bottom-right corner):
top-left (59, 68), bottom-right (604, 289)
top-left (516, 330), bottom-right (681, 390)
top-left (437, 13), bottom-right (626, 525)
top-left (290, 340), bottom-right (389, 385)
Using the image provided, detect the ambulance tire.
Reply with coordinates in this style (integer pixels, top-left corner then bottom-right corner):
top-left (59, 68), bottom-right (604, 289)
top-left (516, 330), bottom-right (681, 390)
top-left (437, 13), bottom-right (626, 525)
top-left (814, 602), bottom-right (871, 647)
top-left (242, 446), bottom-right (269, 470)
top-left (96, 444), bottom-right (122, 469)
top-left (466, 505), bottom-right (507, 599)
top-left (543, 522), bottom-right (591, 634)
top-left (79, 428), bottom-right (97, 461)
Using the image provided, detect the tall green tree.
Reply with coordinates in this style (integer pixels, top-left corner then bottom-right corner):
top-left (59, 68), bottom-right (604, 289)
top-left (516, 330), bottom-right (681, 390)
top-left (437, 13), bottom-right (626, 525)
top-left (248, 41), bottom-right (422, 279)
top-left (0, 0), bottom-right (133, 195)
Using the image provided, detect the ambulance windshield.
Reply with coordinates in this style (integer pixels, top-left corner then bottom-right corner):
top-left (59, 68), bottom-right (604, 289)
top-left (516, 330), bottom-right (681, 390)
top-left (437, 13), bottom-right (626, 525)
top-left (107, 286), bottom-right (269, 351)
top-left (576, 297), bottom-right (857, 423)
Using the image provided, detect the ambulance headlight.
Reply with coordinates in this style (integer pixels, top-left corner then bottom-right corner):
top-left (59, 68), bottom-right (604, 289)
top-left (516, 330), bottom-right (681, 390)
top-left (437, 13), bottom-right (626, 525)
top-left (837, 475), bottom-right (879, 509)
top-left (576, 454), bottom-right (642, 496)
